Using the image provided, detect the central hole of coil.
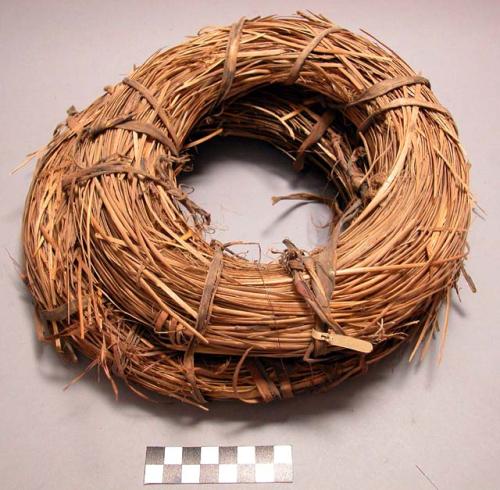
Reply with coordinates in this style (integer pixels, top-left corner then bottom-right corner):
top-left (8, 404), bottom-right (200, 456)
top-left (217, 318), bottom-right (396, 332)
top-left (180, 136), bottom-right (336, 261)
top-left (178, 86), bottom-right (365, 262)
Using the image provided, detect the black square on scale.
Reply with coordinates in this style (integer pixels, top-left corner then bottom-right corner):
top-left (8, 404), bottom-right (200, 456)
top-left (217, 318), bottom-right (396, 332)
top-left (255, 445), bottom-right (274, 464)
top-left (219, 446), bottom-right (237, 464)
top-left (163, 464), bottom-right (182, 484)
top-left (145, 446), bottom-right (165, 465)
top-left (182, 446), bottom-right (201, 465)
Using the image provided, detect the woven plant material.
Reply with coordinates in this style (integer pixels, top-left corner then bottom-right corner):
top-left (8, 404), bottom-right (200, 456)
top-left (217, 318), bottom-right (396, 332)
top-left (22, 12), bottom-right (473, 408)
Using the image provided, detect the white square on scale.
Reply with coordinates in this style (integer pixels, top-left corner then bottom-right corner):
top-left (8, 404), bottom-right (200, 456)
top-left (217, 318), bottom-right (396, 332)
top-left (218, 463), bottom-right (238, 483)
top-left (200, 446), bottom-right (219, 464)
top-left (274, 445), bottom-right (292, 464)
top-left (237, 446), bottom-right (256, 464)
top-left (164, 446), bottom-right (183, 464)
top-left (182, 464), bottom-right (201, 484)
top-left (255, 463), bottom-right (275, 483)
top-left (144, 464), bottom-right (164, 484)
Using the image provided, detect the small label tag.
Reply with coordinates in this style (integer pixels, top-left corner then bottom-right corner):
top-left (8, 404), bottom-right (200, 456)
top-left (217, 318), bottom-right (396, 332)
top-left (311, 330), bottom-right (373, 353)
top-left (144, 445), bottom-right (293, 484)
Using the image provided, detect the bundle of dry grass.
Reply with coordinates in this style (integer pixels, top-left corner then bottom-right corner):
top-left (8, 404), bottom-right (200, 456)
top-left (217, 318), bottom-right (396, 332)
top-left (22, 12), bottom-right (474, 408)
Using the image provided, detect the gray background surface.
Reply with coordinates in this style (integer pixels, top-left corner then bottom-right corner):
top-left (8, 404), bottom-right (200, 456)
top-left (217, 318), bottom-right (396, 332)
top-left (1, 1), bottom-right (499, 489)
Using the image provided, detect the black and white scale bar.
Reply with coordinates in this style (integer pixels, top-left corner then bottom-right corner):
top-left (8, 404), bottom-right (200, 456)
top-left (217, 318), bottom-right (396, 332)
top-left (144, 445), bottom-right (293, 484)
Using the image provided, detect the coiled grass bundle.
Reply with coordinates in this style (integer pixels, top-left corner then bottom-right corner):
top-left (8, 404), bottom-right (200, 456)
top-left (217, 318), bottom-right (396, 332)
top-left (22, 12), bottom-right (473, 408)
